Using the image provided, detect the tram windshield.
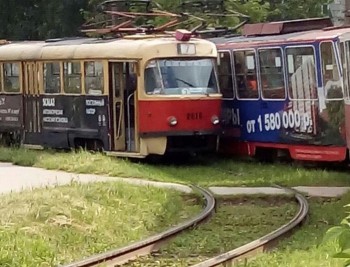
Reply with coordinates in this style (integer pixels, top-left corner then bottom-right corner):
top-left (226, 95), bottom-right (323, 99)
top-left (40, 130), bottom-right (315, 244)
top-left (144, 58), bottom-right (219, 95)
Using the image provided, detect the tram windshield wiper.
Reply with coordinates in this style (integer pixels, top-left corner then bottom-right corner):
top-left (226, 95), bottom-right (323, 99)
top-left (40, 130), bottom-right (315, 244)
top-left (175, 78), bottom-right (195, 88)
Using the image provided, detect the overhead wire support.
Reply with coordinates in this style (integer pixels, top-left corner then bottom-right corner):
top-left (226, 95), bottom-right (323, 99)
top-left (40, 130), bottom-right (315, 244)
top-left (178, 0), bottom-right (250, 38)
top-left (80, 0), bottom-right (250, 38)
top-left (81, 0), bottom-right (183, 36)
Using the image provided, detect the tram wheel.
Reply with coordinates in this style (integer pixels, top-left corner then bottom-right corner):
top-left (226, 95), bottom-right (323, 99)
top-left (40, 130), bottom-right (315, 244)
top-left (0, 131), bottom-right (23, 147)
top-left (74, 138), bottom-right (104, 153)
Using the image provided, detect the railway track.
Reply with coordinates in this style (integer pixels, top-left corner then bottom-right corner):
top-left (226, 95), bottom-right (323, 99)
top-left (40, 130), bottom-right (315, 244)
top-left (190, 187), bottom-right (309, 267)
top-left (61, 185), bottom-right (215, 267)
top-left (62, 186), bottom-right (308, 267)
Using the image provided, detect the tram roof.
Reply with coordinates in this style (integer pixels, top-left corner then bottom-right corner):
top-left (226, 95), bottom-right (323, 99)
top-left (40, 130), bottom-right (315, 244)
top-left (212, 27), bottom-right (350, 48)
top-left (0, 35), bottom-right (216, 61)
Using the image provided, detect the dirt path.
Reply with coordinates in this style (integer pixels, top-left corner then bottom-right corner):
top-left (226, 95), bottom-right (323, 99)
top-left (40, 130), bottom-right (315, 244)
top-left (0, 162), bottom-right (192, 194)
top-left (1, 162), bottom-right (349, 197)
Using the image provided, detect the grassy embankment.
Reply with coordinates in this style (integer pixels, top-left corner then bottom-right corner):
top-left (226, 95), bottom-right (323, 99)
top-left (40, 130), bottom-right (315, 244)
top-left (0, 146), bottom-right (349, 187)
top-left (1, 147), bottom-right (349, 266)
top-left (0, 182), bottom-right (201, 267)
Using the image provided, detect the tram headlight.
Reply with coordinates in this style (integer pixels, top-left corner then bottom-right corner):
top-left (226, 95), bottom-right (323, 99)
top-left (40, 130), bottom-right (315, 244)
top-left (211, 115), bottom-right (220, 125)
top-left (168, 116), bottom-right (178, 127)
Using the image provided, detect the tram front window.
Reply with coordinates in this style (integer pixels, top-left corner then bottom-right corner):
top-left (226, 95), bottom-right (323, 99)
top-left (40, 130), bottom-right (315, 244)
top-left (144, 58), bottom-right (218, 95)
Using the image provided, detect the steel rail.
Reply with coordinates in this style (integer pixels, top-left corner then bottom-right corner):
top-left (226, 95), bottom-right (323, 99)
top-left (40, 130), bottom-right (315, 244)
top-left (190, 187), bottom-right (309, 267)
top-left (61, 185), bottom-right (215, 267)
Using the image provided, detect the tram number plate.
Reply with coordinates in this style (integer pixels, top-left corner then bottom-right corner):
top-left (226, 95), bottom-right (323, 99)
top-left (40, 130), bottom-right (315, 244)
top-left (177, 44), bottom-right (196, 55)
top-left (187, 112), bottom-right (202, 120)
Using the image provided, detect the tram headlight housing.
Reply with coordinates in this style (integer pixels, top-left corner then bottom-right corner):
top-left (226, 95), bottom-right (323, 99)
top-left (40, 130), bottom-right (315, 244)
top-left (211, 115), bottom-right (220, 125)
top-left (168, 116), bottom-right (178, 127)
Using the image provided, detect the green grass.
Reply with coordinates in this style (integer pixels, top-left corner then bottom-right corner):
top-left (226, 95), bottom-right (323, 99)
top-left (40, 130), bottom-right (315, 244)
top-left (1, 147), bottom-right (348, 266)
top-left (0, 146), bottom-right (349, 187)
top-left (239, 193), bottom-right (350, 267)
top-left (125, 196), bottom-right (298, 266)
top-left (0, 182), bottom-right (201, 267)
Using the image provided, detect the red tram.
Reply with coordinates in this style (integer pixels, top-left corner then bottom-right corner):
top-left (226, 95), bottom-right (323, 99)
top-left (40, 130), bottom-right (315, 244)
top-left (0, 4), bottom-right (222, 158)
top-left (214, 18), bottom-right (350, 162)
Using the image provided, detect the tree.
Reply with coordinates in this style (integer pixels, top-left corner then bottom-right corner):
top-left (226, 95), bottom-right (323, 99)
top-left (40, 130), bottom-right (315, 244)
top-left (0, 0), bottom-right (88, 40)
top-left (230, 0), bottom-right (270, 23)
top-left (0, 0), bottom-right (334, 40)
top-left (37, 0), bottom-right (88, 39)
top-left (267, 0), bottom-right (330, 21)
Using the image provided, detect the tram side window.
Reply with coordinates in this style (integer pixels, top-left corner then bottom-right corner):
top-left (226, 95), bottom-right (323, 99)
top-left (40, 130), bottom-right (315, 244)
top-left (125, 63), bottom-right (137, 93)
top-left (259, 49), bottom-right (285, 99)
top-left (85, 61), bottom-right (104, 95)
top-left (286, 47), bottom-right (317, 100)
top-left (44, 62), bottom-right (61, 94)
top-left (218, 52), bottom-right (234, 98)
top-left (3, 63), bottom-right (20, 93)
top-left (321, 42), bottom-right (342, 100)
top-left (233, 50), bottom-right (259, 99)
top-left (63, 62), bottom-right (81, 94)
top-left (342, 41), bottom-right (350, 99)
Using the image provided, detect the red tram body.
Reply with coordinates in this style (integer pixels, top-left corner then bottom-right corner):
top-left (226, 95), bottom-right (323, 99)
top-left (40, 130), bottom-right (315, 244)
top-left (213, 18), bottom-right (350, 162)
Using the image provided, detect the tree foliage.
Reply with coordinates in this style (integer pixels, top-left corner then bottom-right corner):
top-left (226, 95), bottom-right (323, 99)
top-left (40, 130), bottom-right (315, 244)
top-left (0, 0), bottom-right (88, 40)
top-left (0, 0), bottom-right (333, 40)
top-left (266, 0), bottom-right (330, 21)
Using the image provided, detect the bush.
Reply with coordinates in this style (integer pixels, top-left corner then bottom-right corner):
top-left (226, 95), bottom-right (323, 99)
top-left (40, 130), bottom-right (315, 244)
top-left (324, 204), bottom-right (350, 266)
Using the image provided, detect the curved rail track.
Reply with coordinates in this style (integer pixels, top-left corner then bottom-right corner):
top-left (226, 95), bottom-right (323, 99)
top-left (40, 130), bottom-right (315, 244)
top-left (190, 187), bottom-right (309, 267)
top-left (61, 185), bottom-right (215, 267)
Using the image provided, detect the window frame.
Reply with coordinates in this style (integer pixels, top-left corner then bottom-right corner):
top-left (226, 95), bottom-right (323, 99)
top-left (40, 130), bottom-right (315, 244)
top-left (284, 45), bottom-right (318, 101)
top-left (335, 41), bottom-right (343, 77)
top-left (218, 50), bottom-right (235, 99)
top-left (320, 40), bottom-right (344, 101)
top-left (143, 57), bottom-right (220, 96)
top-left (0, 64), bottom-right (2, 93)
top-left (84, 60), bottom-right (105, 95)
top-left (2, 62), bottom-right (21, 94)
top-left (233, 48), bottom-right (260, 101)
top-left (63, 61), bottom-right (82, 95)
top-left (340, 40), bottom-right (350, 100)
top-left (258, 46), bottom-right (287, 101)
top-left (43, 61), bottom-right (62, 95)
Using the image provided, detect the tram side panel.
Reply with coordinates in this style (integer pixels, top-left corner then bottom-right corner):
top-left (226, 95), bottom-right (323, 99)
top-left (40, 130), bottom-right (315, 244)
top-left (221, 98), bottom-right (346, 161)
top-left (221, 91), bottom-right (347, 161)
top-left (24, 95), bottom-right (110, 150)
top-left (0, 94), bottom-right (23, 135)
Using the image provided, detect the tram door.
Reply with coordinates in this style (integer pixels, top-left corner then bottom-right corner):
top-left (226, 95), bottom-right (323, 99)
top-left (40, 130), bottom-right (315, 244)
top-left (109, 62), bottom-right (137, 152)
top-left (23, 62), bottom-right (41, 136)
